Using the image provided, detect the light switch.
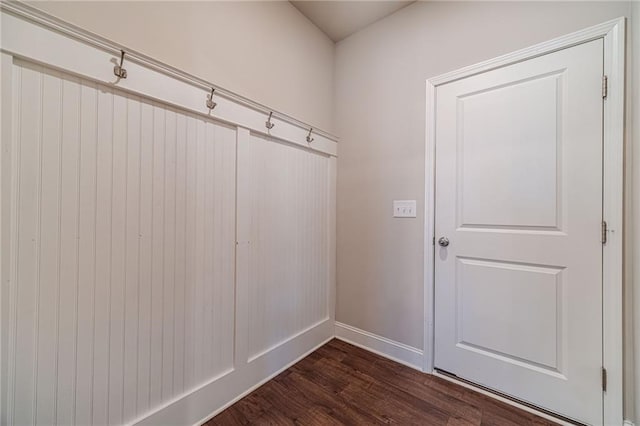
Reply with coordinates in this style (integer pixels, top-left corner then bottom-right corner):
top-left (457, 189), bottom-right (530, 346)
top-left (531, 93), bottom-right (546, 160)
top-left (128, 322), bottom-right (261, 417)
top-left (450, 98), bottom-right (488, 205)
top-left (393, 200), bottom-right (417, 218)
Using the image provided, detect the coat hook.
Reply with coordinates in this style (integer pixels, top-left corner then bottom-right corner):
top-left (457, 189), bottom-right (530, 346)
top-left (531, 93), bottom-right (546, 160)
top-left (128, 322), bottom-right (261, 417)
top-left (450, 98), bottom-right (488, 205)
top-left (206, 88), bottom-right (217, 110)
top-left (266, 112), bottom-right (275, 130)
top-left (113, 50), bottom-right (127, 79)
top-left (306, 128), bottom-right (314, 143)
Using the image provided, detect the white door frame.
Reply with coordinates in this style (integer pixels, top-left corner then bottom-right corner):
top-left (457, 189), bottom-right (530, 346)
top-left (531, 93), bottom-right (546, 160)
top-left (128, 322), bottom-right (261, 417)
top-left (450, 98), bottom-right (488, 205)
top-left (424, 18), bottom-right (626, 425)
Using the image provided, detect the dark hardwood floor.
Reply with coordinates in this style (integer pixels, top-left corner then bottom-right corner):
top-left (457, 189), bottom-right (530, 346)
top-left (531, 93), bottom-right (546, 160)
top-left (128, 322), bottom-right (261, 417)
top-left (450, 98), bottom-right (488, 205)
top-left (206, 339), bottom-right (558, 425)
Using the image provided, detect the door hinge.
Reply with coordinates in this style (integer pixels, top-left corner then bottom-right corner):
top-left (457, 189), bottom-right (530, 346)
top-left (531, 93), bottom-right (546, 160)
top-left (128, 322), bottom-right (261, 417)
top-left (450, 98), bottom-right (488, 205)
top-left (602, 75), bottom-right (608, 99)
top-left (602, 221), bottom-right (608, 244)
top-left (602, 367), bottom-right (607, 392)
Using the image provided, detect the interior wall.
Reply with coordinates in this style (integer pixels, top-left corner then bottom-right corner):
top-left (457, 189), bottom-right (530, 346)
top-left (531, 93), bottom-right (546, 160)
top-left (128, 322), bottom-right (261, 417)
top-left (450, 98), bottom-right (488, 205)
top-left (334, 0), bottom-right (635, 418)
top-left (632, 1), bottom-right (640, 422)
top-left (0, 7), bottom-right (338, 423)
top-left (13, 0), bottom-right (640, 421)
top-left (27, 0), bottom-right (336, 133)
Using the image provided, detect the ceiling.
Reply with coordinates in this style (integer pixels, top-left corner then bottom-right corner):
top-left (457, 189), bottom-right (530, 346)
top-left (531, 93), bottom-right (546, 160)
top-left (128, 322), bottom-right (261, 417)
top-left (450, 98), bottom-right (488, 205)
top-left (290, 1), bottom-right (415, 42)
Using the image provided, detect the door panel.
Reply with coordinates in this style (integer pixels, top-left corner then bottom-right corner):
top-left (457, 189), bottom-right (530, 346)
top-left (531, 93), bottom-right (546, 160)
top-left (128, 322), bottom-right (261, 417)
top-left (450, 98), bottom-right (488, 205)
top-left (459, 73), bottom-right (561, 230)
top-left (434, 39), bottom-right (603, 424)
top-left (456, 257), bottom-right (562, 371)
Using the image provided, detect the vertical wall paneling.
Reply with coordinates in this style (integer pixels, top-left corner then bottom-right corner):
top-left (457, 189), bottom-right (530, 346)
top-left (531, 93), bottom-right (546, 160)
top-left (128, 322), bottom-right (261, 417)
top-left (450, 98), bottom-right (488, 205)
top-left (217, 123), bottom-right (237, 377)
top-left (108, 86), bottom-right (127, 426)
top-left (56, 74), bottom-right (81, 426)
top-left (162, 107), bottom-right (176, 403)
top-left (92, 80), bottom-right (113, 426)
top-left (327, 157), bottom-right (337, 323)
top-left (2, 58), bottom-right (242, 425)
top-left (136, 100), bottom-right (153, 416)
top-left (123, 95), bottom-right (141, 423)
top-left (1, 17), bottom-right (336, 420)
top-left (74, 78), bottom-right (98, 426)
top-left (0, 52), bottom-right (14, 426)
top-left (34, 66), bottom-right (62, 426)
top-left (183, 114), bottom-right (196, 391)
top-left (13, 61), bottom-right (42, 426)
top-left (234, 128), bottom-right (251, 367)
top-left (173, 112), bottom-right (186, 397)
top-left (193, 117), bottom-right (204, 384)
top-left (149, 103), bottom-right (164, 409)
top-left (247, 134), bottom-right (330, 361)
top-left (204, 121), bottom-right (214, 378)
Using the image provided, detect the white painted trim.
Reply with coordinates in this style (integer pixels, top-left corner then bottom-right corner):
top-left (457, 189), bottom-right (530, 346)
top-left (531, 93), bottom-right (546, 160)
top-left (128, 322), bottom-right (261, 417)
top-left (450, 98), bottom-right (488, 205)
top-left (192, 334), bottom-right (334, 426)
top-left (0, 51), bottom-right (10, 426)
top-left (123, 368), bottom-right (235, 426)
top-left (424, 17), bottom-right (626, 426)
top-left (334, 322), bottom-right (423, 370)
top-left (423, 79), bottom-right (437, 375)
top-left (248, 317), bottom-right (330, 363)
top-left (601, 18), bottom-right (626, 426)
top-left (133, 319), bottom-right (334, 425)
top-left (428, 18), bottom-right (624, 88)
top-left (0, 8), bottom-right (339, 423)
top-left (234, 127), bottom-right (251, 368)
top-left (327, 157), bottom-right (337, 325)
top-left (0, 1), bottom-right (338, 144)
top-left (0, 4), bottom-right (338, 157)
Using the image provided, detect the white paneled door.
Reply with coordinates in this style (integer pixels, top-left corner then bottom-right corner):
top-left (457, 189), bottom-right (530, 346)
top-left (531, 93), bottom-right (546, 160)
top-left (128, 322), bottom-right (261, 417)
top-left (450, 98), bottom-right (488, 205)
top-left (434, 39), bottom-right (604, 424)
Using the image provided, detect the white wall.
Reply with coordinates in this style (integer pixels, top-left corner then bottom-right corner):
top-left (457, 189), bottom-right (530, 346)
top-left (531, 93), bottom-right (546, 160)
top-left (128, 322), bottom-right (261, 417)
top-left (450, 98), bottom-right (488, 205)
top-left (0, 56), bottom-right (336, 426)
top-left (2, 64), bottom-right (239, 426)
top-left (11, 0), bottom-right (640, 421)
top-left (27, 1), bottom-right (336, 133)
top-left (0, 5), bottom-right (337, 425)
top-left (334, 0), bottom-right (636, 419)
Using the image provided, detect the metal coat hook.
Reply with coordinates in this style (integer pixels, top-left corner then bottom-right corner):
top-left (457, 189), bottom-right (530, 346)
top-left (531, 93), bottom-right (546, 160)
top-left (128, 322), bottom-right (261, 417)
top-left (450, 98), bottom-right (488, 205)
top-left (206, 88), bottom-right (217, 110)
top-left (266, 112), bottom-right (275, 130)
top-left (306, 128), bottom-right (314, 143)
top-left (113, 50), bottom-right (127, 79)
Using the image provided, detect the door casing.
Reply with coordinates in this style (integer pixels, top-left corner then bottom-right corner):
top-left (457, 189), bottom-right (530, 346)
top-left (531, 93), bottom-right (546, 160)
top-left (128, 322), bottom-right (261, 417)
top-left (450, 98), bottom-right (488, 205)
top-left (424, 18), bottom-right (626, 425)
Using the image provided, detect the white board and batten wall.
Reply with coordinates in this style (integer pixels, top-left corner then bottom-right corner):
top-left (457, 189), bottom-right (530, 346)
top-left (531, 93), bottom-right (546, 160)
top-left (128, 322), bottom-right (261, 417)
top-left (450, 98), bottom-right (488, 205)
top-left (0, 4), bottom-right (337, 426)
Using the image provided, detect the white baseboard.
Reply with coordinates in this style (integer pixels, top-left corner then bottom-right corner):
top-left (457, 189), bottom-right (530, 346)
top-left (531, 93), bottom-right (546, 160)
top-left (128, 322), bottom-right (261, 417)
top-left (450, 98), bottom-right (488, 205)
top-left (334, 321), bottom-right (424, 371)
top-left (193, 333), bottom-right (334, 426)
top-left (131, 319), bottom-right (628, 426)
top-left (131, 319), bottom-right (334, 426)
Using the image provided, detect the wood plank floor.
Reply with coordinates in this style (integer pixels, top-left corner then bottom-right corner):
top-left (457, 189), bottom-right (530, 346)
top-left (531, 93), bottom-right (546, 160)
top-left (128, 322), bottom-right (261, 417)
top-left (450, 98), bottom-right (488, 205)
top-left (206, 339), bottom-right (558, 425)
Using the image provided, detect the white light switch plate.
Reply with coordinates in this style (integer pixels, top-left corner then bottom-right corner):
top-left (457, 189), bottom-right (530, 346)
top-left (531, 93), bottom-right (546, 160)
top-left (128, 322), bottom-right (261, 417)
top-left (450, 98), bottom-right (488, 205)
top-left (393, 200), bottom-right (416, 218)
